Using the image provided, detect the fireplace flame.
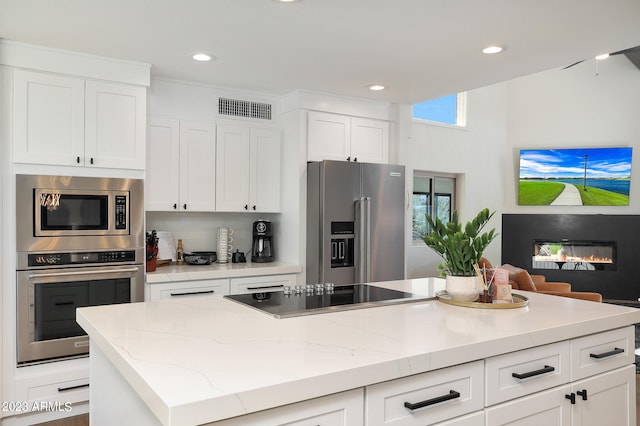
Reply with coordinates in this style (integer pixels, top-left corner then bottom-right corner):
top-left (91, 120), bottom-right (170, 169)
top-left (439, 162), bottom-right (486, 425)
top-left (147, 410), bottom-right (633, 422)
top-left (534, 254), bottom-right (613, 264)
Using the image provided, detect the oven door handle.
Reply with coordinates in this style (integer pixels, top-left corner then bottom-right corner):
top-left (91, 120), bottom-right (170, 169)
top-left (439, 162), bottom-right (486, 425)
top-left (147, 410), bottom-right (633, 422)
top-left (28, 266), bottom-right (141, 279)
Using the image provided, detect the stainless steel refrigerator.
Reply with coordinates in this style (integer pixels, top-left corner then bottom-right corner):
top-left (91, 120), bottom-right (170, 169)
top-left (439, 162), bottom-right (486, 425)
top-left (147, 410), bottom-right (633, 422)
top-left (306, 160), bottom-right (405, 285)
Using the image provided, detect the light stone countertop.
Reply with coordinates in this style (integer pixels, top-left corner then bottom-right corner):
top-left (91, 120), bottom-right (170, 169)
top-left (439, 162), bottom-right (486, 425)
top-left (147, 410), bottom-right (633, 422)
top-left (145, 261), bottom-right (302, 283)
top-left (76, 278), bottom-right (640, 425)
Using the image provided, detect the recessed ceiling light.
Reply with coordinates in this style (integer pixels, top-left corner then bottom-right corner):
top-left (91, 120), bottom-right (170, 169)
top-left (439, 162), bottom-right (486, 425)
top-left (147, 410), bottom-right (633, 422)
top-left (192, 53), bottom-right (213, 62)
top-left (482, 46), bottom-right (503, 54)
top-left (368, 84), bottom-right (385, 91)
top-left (595, 53), bottom-right (610, 60)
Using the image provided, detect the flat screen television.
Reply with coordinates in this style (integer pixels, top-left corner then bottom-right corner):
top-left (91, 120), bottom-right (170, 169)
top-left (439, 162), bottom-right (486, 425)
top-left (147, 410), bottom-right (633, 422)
top-left (518, 147), bottom-right (633, 206)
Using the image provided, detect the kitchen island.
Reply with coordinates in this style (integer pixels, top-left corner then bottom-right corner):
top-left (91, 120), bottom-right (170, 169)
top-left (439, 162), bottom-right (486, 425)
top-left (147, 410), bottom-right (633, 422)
top-left (76, 278), bottom-right (640, 425)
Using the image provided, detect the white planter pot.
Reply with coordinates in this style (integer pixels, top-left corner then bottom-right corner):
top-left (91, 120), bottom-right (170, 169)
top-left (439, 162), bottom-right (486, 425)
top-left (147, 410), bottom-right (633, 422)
top-left (446, 275), bottom-right (481, 302)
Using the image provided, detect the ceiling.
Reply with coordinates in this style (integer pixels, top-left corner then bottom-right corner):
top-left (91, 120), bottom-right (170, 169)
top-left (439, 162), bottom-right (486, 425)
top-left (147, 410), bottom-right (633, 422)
top-left (1, 0), bottom-right (640, 104)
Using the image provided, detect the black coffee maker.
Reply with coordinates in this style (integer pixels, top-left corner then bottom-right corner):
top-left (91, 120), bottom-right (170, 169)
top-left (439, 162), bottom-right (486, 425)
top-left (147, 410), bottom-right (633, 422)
top-left (251, 220), bottom-right (274, 263)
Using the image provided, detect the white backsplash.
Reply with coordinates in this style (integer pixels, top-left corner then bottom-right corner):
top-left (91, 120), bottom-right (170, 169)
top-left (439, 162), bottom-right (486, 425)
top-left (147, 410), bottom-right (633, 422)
top-left (146, 211), bottom-right (279, 258)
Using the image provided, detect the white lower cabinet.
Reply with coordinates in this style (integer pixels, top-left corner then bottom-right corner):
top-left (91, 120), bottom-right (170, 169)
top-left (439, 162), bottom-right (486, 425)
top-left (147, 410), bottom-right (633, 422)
top-left (229, 274), bottom-right (296, 295)
top-left (486, 384), bottom-right (572, 425)
top-left (213, 388), bottom-right (364, 425)
top-left (486, 326), bottom-right (635, 426)
top-left (146, 279), bottom-right (230, 301)
top-left (365, 361), bottom-right (485, 425)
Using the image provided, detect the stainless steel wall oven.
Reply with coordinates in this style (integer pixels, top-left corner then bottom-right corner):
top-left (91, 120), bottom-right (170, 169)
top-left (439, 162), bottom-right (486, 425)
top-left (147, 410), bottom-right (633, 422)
top-left (16, 175), bottom-right (144, 365)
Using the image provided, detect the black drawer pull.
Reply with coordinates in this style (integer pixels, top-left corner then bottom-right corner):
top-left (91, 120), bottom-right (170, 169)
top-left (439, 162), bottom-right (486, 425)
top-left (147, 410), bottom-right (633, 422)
top-left (58, 383), bottom-right (89, 392)
top-left (565, 393), bottom-right (576, 404)
top-left (55, 301), bottom-right (74, 306)
top-left (403, 390), bottom-right (460, 411)
top-left (170, 290), bottom-right (215, 297)
top-left (246, 285), bottom-right (284, 291)
top-left (512, 365), bottom-right (555, 380)
top-left (590, 347), bottom-right (624, 359)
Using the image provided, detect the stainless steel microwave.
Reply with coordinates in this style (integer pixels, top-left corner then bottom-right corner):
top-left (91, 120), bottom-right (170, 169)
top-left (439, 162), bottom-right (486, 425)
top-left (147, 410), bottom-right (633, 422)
top-left (16, 174), bottom-right (144, 258)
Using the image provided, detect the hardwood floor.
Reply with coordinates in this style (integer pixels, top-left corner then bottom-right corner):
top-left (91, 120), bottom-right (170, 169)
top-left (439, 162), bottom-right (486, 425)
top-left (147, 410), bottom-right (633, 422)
top-left (34, 414), bottom-right (88, 426)
top-left (31, 375), bottom-right (640, 425)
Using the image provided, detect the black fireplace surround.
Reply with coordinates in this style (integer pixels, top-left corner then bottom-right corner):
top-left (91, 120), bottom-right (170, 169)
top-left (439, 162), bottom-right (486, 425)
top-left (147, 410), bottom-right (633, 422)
top-left (502, 214), bottom-right (639, 302)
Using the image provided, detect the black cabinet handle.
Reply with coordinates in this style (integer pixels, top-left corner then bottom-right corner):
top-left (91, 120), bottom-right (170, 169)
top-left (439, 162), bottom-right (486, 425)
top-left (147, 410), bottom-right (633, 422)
top-left (565, 393), bottom-right (576, 404)
top-left (76, 156), bottom-right (80, 164)
top-left (58, 383), bottom-right (89, 392)
top-left (170, 290), bottom-right (215, 297)
top-left (512, 365), bottom-right (555, 380)
top-left (244, 204), bottom-right (248, 210)
top-left (346, 156), bottom-right (351, 161)
top-left (90, 158), bottom-right (94, 165)
top-left (403, 390), bottom-right (460, 411)
top-left (183, 204), bottom-right (187, 210)
top-left (577, 389), bottom-right (588, 400)
top-left (590, 347), bottom-right (624, 359)
top-left (252, 205), bottom-right (256, 210)
top-left (246, 285), bottom-right (284, 291)
top-left (353, 157), bottom-right (358, 162)
top-left (173, 203), bottom-right (177, 209)
top-left (54, 301), bottom-right (74, 306)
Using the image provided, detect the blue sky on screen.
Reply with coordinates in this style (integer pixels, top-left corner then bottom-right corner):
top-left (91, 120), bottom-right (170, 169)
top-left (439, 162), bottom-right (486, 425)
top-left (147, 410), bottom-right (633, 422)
top-left (413, 94), bottom-right (456, 124)
top-left (520, 147), bottom-right (633, 179)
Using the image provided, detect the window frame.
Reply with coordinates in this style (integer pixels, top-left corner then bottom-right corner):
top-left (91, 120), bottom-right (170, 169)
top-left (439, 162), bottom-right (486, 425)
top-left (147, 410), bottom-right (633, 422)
top-left (412, 92), bottom-right (467, 128)
top-left (412, 172), bottom-right (457, 243)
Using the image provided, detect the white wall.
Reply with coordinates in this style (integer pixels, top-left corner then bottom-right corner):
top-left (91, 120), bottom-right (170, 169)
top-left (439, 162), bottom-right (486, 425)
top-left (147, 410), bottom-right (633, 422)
top-left (405, 83), bottom-right (509, 278)
top-left (504, 55), bottom-right (640, 214)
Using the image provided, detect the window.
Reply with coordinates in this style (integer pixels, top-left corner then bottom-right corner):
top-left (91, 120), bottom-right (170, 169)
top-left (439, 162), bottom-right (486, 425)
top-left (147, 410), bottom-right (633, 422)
top-left (412, 93), bottom-right (467, 126)
top-left (412, 173), bottom-right (456, 241)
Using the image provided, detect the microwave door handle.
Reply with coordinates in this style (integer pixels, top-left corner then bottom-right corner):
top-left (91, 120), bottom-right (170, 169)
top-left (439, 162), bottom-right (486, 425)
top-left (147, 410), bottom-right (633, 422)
top-left (29, 266), bottom-right (140, 279)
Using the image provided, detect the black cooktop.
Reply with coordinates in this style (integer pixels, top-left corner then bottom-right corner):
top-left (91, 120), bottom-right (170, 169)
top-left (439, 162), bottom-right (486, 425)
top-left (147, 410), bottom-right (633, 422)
top-left (224, 283), bottom-right (433, 318)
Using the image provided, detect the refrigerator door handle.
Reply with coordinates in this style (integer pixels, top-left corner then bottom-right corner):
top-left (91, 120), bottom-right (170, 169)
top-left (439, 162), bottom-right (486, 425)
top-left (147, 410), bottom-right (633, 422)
top-left (355, 197), bottom-right (371, 283)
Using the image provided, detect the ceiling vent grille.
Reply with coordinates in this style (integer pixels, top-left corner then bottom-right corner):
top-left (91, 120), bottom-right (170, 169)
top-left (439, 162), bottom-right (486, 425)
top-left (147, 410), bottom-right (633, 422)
top-left (218, 98), bottom-right (272, 120)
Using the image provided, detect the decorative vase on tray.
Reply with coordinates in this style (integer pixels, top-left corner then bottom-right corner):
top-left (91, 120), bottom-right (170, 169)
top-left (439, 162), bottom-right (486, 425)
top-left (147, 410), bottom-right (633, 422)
top-left (422, 208), bottom-right (498, 302)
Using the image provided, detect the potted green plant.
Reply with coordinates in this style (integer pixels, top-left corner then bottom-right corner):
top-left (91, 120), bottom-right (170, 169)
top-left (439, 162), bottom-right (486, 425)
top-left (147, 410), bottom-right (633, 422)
top-left (422, 208), bottom-right (497, 301)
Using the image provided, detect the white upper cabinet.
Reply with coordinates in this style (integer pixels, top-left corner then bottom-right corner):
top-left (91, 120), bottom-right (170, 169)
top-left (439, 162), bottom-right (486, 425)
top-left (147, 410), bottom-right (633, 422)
top-left (179, 121), bottom-right (216, 212)
top-left (307, 111), bottom-right (389, 164)
top-left (250, 128), bottom-right (282, 213)
top-left (146, 118), bottom-right (180, 211)
top-left (13, 70), bottom-right (85, 166)
top-left (13, 69), bottom-right (146, 169)
top-left (146, 118), bottom-right (216, 212)
top-left (216, 124), bottom-right (281, 213)
top-left (85, 81), bottom-right (146, 169)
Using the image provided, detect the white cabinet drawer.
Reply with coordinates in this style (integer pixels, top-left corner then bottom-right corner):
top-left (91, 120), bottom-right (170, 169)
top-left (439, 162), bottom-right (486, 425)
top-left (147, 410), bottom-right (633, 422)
top-left (147, 279), bottom-right (230, 301)
top-left (229, 274), bottom-right (296, 295)
top-left (570, 326), bottom-right (635, 381)
top-left (485, 341), bottom-right (570, 406)
top-left (365, 360), bottom-right (484, 426)
top-left (213, 388), bottom-right (364, 425)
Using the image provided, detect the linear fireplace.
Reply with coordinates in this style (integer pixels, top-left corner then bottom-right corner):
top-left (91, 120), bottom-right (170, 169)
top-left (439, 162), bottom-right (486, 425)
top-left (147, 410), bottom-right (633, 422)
top-left (502, 214), bottom-right (640, 301)
top-left (532, 240), bottom-right (616, 271)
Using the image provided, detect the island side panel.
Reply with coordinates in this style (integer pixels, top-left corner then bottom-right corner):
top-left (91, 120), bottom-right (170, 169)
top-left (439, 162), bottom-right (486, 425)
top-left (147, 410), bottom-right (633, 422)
top-left (90, 342), bottom-right (161, 425)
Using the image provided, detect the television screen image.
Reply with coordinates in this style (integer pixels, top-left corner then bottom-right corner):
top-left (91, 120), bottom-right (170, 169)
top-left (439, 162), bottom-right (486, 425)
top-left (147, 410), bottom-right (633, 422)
top-left (518, 147), bottom-right (633, 206)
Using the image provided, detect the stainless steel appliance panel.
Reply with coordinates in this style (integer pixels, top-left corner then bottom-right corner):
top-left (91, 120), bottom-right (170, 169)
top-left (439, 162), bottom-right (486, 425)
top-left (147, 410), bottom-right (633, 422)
top-left (17, 263), bottom-right (144, 364)
top-left (362, 163), bottom-right (405, 282)
top-left (16, 174), bottom-right (144, 254)
top-left (307, 160), bottom-right (405, 285)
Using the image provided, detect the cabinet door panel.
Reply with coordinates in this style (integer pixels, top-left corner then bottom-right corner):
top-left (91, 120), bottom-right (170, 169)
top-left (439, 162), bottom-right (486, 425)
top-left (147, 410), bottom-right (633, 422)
top-left (179, 121), bottom-right (216, 212)
top-left (216, 125), bottom-right (250, 211)
top-left (486, 384), bottom-right (571, 426)
top-left (572, 365), bottom-right (635, 426)
top-left (85, 81), bottom-right (146, 169)
top-left (146, 118), bottom-right (180, 211)
top-left (250, 128), bottom-right (281, 212)
top-left (307, 111), bottom-right (350, 161)
top-left (13, 69), bottom-right (85, 166)
top-left (350, 117), bottom-right (389, 164)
